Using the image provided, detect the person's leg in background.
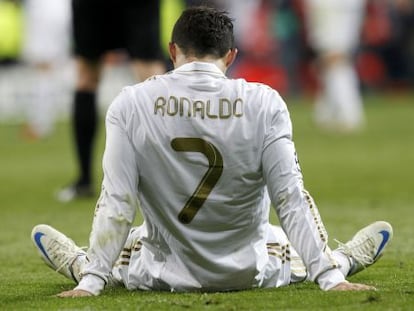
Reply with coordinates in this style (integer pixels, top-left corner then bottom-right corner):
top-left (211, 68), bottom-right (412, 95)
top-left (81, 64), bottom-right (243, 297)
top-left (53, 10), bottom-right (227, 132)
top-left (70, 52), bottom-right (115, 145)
top-left (57, 57), bottom-right (101, 202)
top-left (20, 0), bottom-right (73, 140)
top-left (73, 57), bottom-right (100, 192)
top-left (127, 0), bottom-right (166, 81)
top-left (57, 0), bottom-right (105, 202)
top-left (304, 0), bottom-right (366, 133)
top-left (314, 52), bottom-right (364, 132)
top-left (58, 0), bottom-right (166, 202)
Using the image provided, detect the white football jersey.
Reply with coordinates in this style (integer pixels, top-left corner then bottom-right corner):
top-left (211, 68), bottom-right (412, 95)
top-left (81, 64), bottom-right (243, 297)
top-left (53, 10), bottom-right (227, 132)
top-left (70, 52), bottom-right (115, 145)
top-left (77, 62), bottom-right (343, 294)
top-left (304, 0), bottom-right (366, 54)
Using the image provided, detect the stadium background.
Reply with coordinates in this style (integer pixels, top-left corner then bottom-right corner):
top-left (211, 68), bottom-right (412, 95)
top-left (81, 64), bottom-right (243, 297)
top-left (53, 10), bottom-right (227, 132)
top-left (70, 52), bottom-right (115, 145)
top-left (0, 0), bottom-right (413, 125)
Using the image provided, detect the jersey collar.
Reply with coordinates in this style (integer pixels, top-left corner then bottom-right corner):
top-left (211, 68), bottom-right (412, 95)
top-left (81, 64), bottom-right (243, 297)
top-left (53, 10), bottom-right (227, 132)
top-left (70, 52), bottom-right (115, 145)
top-left (173, 61), bottom-right (226, 77)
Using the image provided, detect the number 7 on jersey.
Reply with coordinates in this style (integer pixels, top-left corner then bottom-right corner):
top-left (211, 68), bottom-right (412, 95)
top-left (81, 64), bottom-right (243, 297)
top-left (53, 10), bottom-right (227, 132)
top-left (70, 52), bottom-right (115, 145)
top-left (171, 138), bottom-right (223, 224)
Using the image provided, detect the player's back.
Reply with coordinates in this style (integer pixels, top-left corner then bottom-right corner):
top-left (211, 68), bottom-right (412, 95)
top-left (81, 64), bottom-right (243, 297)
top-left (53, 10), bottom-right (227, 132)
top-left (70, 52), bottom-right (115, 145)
top-left (114, 62), bottom-right (290, 290)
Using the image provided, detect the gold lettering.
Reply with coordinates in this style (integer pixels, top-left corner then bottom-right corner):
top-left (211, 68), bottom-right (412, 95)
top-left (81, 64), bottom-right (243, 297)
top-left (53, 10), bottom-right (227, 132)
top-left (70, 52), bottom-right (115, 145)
top-left (219, 98), bottom-right (231, 119)
top-left (179, 97), bottom-right (192, 117)
top-left (206, 100), bottom-right (218, 119)
top-left (154, 97), bottom-right (166, 116)
top-left (167, 96), bottom-right (178, 116)
top-left (233, 98), bottom-right (243, 117)
top-left (155, 96), bottom-right (244, 119)
top-left (193, 100), bottom-right (205, 119)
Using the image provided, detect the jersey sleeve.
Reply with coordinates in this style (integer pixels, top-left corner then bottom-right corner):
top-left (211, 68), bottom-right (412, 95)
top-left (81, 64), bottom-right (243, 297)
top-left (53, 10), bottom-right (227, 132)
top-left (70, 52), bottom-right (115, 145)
top-left (75, 88), bottom-right (140, 295)
top-left (261, 92), bottom-right (345, 290)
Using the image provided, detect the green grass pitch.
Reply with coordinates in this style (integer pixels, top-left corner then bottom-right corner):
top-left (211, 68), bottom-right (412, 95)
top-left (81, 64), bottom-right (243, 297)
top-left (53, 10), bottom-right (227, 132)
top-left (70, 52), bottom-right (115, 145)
top-left (0, 93), bottom-right (413, 310)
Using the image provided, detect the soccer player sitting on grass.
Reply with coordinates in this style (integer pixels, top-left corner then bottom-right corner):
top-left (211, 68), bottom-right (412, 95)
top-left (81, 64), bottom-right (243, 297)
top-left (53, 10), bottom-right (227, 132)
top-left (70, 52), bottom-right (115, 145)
top-left (31, 6), bottom-right (393, 297)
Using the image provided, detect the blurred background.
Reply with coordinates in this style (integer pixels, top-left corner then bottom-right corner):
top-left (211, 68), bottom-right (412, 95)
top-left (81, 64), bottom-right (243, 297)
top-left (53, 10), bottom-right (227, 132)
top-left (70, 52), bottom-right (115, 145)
top-left (0, 0), bottom-right (413, 139)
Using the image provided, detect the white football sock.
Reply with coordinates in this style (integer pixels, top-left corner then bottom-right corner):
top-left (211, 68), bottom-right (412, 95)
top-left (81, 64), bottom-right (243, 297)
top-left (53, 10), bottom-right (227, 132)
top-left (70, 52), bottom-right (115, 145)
top-left (332, 249), bottom-right (352, 276)
top-left (323, 61), bottom-right (364, 129)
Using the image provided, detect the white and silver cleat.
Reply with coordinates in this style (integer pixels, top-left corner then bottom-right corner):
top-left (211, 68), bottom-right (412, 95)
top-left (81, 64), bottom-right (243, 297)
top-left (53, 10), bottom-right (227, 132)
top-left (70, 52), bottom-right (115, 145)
top-left (31, 224), bottom-right (87, 283)
top-left (336, 221), bottom-right (393, 276)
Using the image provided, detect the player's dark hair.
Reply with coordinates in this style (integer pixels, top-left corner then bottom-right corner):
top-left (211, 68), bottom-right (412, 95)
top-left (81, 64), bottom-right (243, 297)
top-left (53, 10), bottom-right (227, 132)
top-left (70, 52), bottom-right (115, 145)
top-left (171, 6), bottom-right (235, 58)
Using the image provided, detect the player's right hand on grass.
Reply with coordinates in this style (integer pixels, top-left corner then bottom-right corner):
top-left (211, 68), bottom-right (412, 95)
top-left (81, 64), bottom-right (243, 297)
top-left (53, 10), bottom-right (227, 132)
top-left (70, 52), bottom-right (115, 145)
top-left (330, 282), bottom-right (376, 291)
top-left (56, 289), bottom-right (94, 297)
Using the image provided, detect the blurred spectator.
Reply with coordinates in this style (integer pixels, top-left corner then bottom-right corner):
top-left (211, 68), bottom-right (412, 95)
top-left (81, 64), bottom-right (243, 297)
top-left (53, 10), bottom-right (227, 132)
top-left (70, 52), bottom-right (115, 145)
top-left (220, 0), bottom-right (290, 93)
top-left (377, 0), bottom-right (413, 87)
top-left (57, 0), bottom-right (166, 202)
top-left (268, 0), bottom-right (303, 95)
top-left (357, 0), bottom-right (392, 89)
top-left (354, 0), bottom-right (414, 90)
top-left (303, 0), bottom-right (367, 133)
top-left (214, 0), bottom-right (304, 95)
top-left (20, 0), bottom-right (73, 140)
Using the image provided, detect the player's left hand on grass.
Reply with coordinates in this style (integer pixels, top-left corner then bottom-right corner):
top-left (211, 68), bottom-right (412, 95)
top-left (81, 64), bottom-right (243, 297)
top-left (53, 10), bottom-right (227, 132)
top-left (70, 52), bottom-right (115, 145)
top-left (56, 289), bottom-right (93, 298)
top-left (330, 282), bottom-right (376, 291)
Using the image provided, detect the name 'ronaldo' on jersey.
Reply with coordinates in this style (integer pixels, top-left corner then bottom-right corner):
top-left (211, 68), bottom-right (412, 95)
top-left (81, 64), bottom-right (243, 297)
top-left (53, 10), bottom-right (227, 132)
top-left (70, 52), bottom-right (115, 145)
top-left (154, 96), bottom-right (244, 119)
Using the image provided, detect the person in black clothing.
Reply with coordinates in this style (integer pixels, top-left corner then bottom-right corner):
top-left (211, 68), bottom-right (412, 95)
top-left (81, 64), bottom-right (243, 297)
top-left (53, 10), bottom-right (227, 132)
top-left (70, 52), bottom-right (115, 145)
top-left (58, 0), bottom-right (166, 202)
